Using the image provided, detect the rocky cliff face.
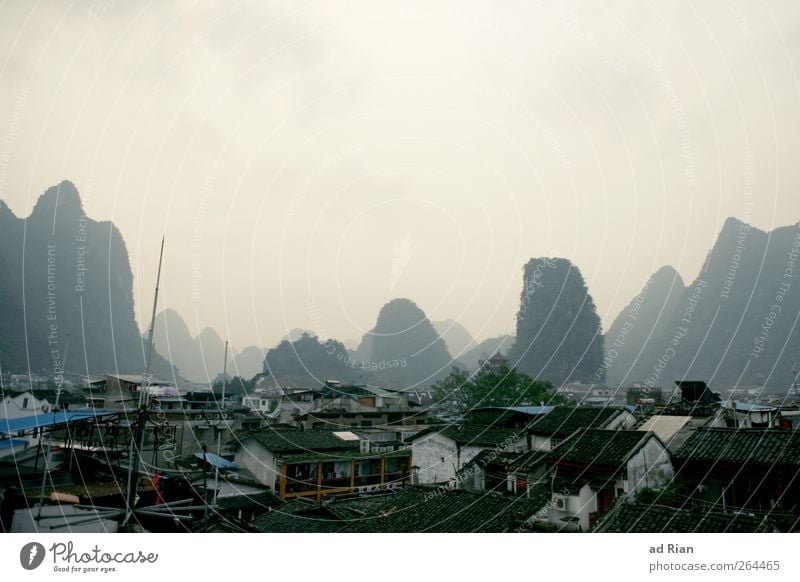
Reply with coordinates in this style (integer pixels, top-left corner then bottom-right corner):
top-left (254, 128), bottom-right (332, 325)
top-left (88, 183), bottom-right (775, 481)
top-left (0, 181), bottom-right (175, 378)
top-left (355, 298), bottom-right (454, 388)
top-left (604, 265), bottom-right (686, 385)
top-left (509, 258), bottom-right (604, 386)
top-left (606, 218), bottom-right (800, 390)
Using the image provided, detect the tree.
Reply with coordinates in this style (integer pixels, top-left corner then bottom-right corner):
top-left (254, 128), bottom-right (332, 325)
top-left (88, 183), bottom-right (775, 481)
top-left (263, 332), bottom-right (373, 386)
top-left (431, 365), bottom-right (562, 411)
top-left (211, 375), bottom-right (252, 396)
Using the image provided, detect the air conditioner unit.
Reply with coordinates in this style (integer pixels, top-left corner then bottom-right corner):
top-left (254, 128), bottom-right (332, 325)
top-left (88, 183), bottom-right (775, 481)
top-left (552, 494), bottom-right (567, 510)
top-left (359, 439), bottom-right (371, 453)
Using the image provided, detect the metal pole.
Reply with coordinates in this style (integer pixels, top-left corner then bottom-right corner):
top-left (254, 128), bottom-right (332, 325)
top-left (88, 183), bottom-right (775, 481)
top-left (35, 440), bottom-right (51, 523)
top-left (142, 235), bottom-right (165, 408)
top-left (221, 340), bottom-right (228, 410)
top-left (213, 432), bottom-right (221, 505)
top-left (123, 236), bottom-right (164, 527)
top-left (202, 444), bottom-right (209, 526)
top-left (55, 333), bottom-right (70, 410)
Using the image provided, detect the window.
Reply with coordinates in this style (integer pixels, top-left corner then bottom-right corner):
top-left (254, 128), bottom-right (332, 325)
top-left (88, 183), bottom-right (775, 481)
top-left (22, 398), bottom-right (29, 409)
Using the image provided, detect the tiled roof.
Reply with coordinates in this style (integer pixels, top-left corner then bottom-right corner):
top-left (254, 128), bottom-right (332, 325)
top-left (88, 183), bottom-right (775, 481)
top-left (216, 491), bottom-right (281, 512)
top-left (324, 492), bottom-right (400, 520)
top-left (529, 406), bottom-right (623, 438)
top-left (469, 449), bottom-right (547, 472)
top-left (241, 430), bottom-right (359, 454)
top-left (249, 492), bottom-right (403, 533)
top-left (251, 499), bottom-right (346, 533)
top-left (342, 485), bottom-right (550, 533)
top-left (413, 424), bottom-right (524, 447)
top-left (548, 429), bottom-right (654, 468)
top-left (674, 428), bottom-right (800, 467)
top-left (278, 448), bottom-right (410, 463)
top-left (596, 502), bottom-right (772, 533)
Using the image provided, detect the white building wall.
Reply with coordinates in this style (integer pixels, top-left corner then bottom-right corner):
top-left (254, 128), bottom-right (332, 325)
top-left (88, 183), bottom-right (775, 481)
top-left (411, 433), bottom-right (458, 484)
top-left (531, 435), bottom-right (552, 452)
top-left (234, 441), bottom-right (278, 488)
top-left (548, 483), bottom-right (597, 531)
top-left (625, 437), bottom-right (674, 496)
top-left (0, 392), bottom-right (50, 420)
top-left (606, 410), bottom-right (637, 430)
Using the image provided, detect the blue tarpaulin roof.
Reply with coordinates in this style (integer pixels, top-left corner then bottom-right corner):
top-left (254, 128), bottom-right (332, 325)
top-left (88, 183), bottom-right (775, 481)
top-left (0, 411), bottom-right (119, 436)
top-left (194, 451), bottom-right (238, 470)
top-left (0, 438), bottom-right (28, 450)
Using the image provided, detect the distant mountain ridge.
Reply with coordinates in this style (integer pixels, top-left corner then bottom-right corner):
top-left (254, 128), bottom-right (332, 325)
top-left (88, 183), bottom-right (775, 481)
top-left (354, 298), bottom-right (454, 388)
top-left (0, 181), bottom-right (175, 378)
top-left (432, 319), bottom-right (477, 358)
top-left (152, 309), bottom-right (229, 383)
top-left (606, 217), bottom-right (800, 390)
top-left (6, 186), bottom-right (793, 395)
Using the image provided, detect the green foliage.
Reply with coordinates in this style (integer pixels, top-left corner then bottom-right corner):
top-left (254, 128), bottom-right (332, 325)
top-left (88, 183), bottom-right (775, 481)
top-left (432, 364), bottom-right (563, 410)
top-left (211, 375), bottom-right (253, 396)
top-left (264, 332), bottom-right (372, 386)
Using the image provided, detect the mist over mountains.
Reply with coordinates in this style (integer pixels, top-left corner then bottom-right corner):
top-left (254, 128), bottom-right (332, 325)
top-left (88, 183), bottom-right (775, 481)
top-left (605, 218), bottom-right (800, 390)
top-left (431, 319), bottom-right (477, 358)
top-left (0, 181), bottom-right (175, 378)
top-left (352, 298), bottom-right (455, 388)
top-left (152, 309), bottom-right (228, 383)
top-left (2, 182), bottom-right (798, 393)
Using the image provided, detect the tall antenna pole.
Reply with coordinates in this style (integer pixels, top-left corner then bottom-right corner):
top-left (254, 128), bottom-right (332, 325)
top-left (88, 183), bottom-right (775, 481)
top-left (222, 340), bottom-right (228, 409)
top-left (142, 235), bottom-right (165, 407)
top-left (124, 236), bottom-right (165, 527)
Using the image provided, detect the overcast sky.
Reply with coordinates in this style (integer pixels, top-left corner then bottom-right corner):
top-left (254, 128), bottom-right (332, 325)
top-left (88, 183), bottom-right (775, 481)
top-left (1, 0), bottom-right (799, 352)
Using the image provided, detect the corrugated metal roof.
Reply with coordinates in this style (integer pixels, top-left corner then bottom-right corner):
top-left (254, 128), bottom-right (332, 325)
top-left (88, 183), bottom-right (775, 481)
top-left (0, 411), bottom-right (119, 436)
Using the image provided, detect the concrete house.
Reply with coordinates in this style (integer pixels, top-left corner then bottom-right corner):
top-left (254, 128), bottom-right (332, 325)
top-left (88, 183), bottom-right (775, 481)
top-left (527, 406), bottom-right (638, 452)
top-left (544, 428), bottom-right (673, 531)
top-left (1, 391), bottom-right (51, 420)
top-left (410, 425), bottom-right (529, 486)
top-left (0, 389), bottom-right (87, 420)
top-left (457, 448), bottom-right (549, 496)
top-left (673, 428), bottom-right (800, 519)
top-left (234, 429), bottom-right (411, 500)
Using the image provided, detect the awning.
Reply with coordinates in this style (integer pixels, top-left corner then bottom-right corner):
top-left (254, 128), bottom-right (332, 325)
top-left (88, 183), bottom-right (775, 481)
top-left (194, 451), bottom-right (238, 470)
top-left (0, 411), bottom-right (120, 437)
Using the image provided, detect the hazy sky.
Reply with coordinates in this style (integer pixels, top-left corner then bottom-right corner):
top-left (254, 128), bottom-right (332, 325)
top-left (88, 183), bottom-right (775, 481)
top-left (1, 1), bottom-right (799, 353)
